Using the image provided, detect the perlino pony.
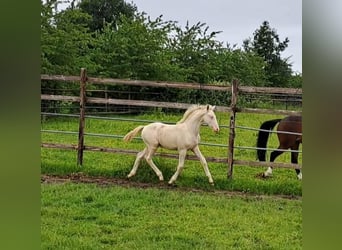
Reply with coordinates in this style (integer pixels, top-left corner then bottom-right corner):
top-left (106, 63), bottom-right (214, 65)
top-left (123, 104), bottom-right (219, 185)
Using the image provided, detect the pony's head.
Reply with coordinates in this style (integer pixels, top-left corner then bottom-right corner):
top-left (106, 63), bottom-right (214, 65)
top-left (202, 105), bottom-right (219, 133)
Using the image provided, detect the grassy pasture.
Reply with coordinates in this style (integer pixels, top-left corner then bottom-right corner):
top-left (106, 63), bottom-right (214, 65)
top-left (41, 111), bottom-right (302, 196)
top-left (41, 182), bottom-right (302, 249)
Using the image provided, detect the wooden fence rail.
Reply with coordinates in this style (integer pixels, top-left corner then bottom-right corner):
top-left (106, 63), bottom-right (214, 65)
top-left (41, 74), bottom-right (302, 95)
top-left (41, 69), bottom-right (302, 179)
top-left (41, 94), bottom-right (301, 116)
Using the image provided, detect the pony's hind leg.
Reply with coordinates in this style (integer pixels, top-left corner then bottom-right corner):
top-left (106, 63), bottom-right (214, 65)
top-left (168, 149), bottom-right (187, 185)
top-left (145, 146), bottom-right (164, 181)
top-left (127, 148), bottom-right (147, 179)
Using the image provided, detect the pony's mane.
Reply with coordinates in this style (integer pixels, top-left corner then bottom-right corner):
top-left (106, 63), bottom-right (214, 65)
top-left (177, 105), bottom-right (211, 124)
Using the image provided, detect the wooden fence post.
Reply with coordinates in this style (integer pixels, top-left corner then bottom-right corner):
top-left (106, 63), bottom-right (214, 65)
top-left (77, 68), bottom-right (87, 166)
top-left (228, 79), bottom-right (238, 179)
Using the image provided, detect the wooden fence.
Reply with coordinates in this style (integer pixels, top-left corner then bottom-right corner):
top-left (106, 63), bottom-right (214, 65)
top-left (41, 68), bottom-right (302, 179)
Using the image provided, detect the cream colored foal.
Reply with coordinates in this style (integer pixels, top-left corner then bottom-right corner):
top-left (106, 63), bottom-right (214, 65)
top-left (123, 105), bottom-right (219, 185)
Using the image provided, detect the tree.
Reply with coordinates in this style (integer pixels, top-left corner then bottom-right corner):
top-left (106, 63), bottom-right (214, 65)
top-left (41, 2), bottom-right (273, 107)
top-left (243, 21), bottom-right (292, 87)
top-left (288, 73), bottom-right (302, 88)
top-left (92, 13), bottom-right (177, 80)
top-left (41, 4), bottom-right (97, 75)
top-left (167, 21), bottom-right (223, 83)
top-left (77, 0), bottom-right (137, 32)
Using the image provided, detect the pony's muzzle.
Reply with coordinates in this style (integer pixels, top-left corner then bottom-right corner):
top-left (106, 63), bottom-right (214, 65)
top-left (213, 127), bottom-right (219, 133)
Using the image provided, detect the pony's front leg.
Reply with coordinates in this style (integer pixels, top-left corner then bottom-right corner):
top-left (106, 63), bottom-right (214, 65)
top-left (127, 148), bottom-right (147, 179)
top-left (168, 149), bottom-right (187, 185)
top-left (192, 146), bottom-right (214, 185)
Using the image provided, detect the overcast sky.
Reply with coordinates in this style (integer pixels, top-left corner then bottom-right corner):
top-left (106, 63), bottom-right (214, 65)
top-left (130, 0), bottom-right (302, 74)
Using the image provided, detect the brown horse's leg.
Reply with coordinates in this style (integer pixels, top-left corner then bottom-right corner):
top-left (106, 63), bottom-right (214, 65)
top-left (291, 142), bottom-right (302, 180)
top-left (263, 147), bottom-right (285, 177)
top-left (270, 148), bottom-right (284, 162)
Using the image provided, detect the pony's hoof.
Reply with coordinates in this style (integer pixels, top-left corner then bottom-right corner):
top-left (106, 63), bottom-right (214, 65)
top-left (209, 182), bottom-right (214, 186)
top-left (168, 181), bottom-right (177, 187)
top-left (256, 172), bottom-right (269, 179)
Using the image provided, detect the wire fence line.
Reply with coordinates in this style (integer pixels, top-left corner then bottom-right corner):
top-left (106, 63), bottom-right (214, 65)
top-left (41, 112), bottom-right (302, 136)
top-left (41, 112), bottom-right (169, 124)
top-left (41, 112), bottom-right (231, 127)
top-left (234, 146), bottom-right (301, 153)
top-left (42, 113), bottom-right (303, 136)
top-left (42, 128), bottom-right (302, 153)
top-left (41, 113), bottom-right (302, 153)
top-left (42, 110), bottom-right (302, 153)
top-left (40, 129), bottom-right (228, 148)
top-left (235, 125), bottom-right (302, 136)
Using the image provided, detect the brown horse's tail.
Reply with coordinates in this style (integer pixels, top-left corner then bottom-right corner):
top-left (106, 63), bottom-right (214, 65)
top-left (123, 126), bottom-right (144, 142)
top-left (256, 119), bottom-right (282, 161)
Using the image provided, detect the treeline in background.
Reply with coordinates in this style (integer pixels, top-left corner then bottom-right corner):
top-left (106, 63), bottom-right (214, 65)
top-left (41, 0), bottom-right (302, 112)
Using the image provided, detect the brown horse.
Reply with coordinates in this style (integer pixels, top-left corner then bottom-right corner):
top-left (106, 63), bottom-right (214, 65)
top-left (256, 115), bottom-right (302, 179)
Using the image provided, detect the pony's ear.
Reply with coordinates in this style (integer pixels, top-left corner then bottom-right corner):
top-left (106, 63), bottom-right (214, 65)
top-left (206, 105), bottom-right (215, 111)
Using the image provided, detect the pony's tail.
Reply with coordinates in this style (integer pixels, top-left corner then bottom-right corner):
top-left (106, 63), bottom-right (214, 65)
top-left (123, 126), bottom-right (144, 142)
top-left (256, 119), bottom-right (282, 161)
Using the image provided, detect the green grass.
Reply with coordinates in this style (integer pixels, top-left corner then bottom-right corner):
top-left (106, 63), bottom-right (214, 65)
top-left (41, 182), bottom-right (302, 249)
top-left (41, 111), bottom-right (302, 196)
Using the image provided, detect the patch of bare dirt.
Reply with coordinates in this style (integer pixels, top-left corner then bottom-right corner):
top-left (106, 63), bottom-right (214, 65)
top-left (41, 173), bottom-right (301, 201)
